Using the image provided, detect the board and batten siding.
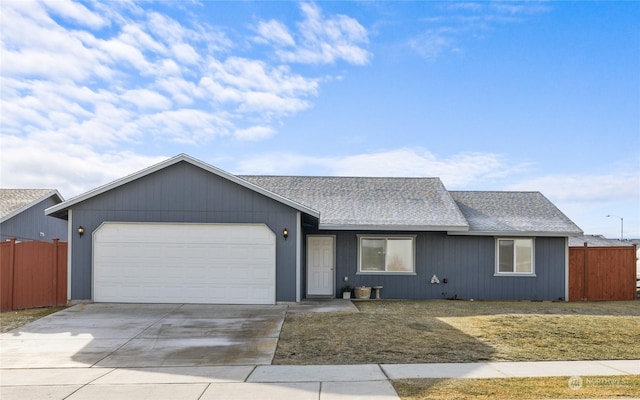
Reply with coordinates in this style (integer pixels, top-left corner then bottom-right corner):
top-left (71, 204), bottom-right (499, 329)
top-left (69, 161), bottom-right (299, 302)
top-left (1, 196), bottom-right (68, 242)
top-left (309, 230), bottom-right (566, 301)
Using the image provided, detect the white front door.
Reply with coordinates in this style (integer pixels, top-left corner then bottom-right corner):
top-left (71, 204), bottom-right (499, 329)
top-left (307, 236), bottom-right (335, 296)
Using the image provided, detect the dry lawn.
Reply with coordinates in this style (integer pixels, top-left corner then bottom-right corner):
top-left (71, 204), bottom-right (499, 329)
top-left (0, 306), bottom-right (67, 333)
top-left (393, 375), bottom-right (640, 400)
top-left (273, 300), bottom-right (640, 364)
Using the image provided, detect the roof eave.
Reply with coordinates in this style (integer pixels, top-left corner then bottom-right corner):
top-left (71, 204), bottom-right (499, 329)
top-left (2, 189), bottom-right (64, 223)
top-left (447, 229), bottom-right (584, 237)
top-left (319, 224), bottom-right (470, 232)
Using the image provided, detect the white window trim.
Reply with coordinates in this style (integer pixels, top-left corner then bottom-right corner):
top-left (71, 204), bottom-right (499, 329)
top-left (494, 237), bottom-right (536, 277)
top-left (357, 235), bottom-right (417, 275)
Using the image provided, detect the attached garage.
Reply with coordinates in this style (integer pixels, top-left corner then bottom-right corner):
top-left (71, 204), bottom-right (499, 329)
top-left (93, 222), bottom-right (276, 304)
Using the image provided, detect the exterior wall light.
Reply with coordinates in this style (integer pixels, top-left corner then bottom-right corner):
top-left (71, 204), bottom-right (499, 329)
top-left (283, 228), bottom-right (289, 240)
top-left (77, 226), bottom-right (85, 237)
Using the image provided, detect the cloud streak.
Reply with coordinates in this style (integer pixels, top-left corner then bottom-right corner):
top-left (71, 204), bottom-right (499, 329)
top-left (255, 2), bottom-right (372, 65)
top-left (234, 148), bottom-right (521, 187)
top-left (410, 1), bottom-right (550, 60)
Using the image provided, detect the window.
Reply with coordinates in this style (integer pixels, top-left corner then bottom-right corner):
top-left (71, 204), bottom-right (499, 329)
top-left (496, 238), bottom-right (534, 275)
top-left (358, 236), bottom-right (415, 273)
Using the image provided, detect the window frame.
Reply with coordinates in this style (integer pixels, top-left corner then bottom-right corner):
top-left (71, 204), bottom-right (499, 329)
top-left (494, 237), bottom-right (536, 276)
top-left (357, 235), bottom-right (417, 275)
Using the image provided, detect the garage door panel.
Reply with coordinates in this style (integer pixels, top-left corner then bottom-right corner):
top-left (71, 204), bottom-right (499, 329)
top-left (93, 223), bottom-right (276, 304)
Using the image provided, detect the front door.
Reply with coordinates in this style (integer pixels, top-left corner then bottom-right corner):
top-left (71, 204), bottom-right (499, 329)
top-left (307, 236), bottom-right (335, 296)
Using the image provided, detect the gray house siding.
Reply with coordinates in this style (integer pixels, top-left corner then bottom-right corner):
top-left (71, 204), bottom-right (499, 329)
top-left (304, 230), bottom-right (566, 301)
top-left (1, 196), bottom-right (68, 242)
top-left (69, 161), bottom-right (299, 302)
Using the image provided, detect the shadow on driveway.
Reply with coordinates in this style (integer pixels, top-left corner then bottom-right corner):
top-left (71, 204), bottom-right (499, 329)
top-left (0, 303), bottom-right (286, 369)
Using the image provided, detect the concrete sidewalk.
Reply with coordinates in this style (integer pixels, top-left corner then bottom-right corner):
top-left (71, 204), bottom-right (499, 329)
top-left (1, 360), bottom-right (638, 400)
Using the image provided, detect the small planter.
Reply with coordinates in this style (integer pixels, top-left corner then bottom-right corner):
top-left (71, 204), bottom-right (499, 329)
top-left (354, 286), bottom-right (371, 299)
top-left (342, 291), bottom-right (351, 299)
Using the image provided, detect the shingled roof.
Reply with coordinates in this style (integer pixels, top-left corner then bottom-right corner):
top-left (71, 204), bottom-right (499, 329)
top-left (450, 191), bottom-right (582, 235)
top-left (42, 154), bottom-right (582, 236)
top-left (241, 176), bottom-right (470, 231)
top-left (241, 177), bottom-right (582, 235)
top-left (0, 189), bottom-right (63, 222)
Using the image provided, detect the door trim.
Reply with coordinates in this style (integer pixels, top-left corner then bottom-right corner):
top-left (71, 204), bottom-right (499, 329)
top-left (306, 235), bottom-right (336, 298)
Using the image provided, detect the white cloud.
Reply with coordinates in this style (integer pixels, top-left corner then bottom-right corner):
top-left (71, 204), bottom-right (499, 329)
top-left (411, 2), bottom-right (550, 60)
top-left (121, 89), bottom-right (172, 111)
top-left (503, 169), bottom-right (640, 237)
top-left (234, 148), bottom-right (515, 187)
top-left (255, 2), bottom-right (371, 65)
top-left (0, 134), bottom-right (166, 198)
top-left (506, 172), bottom-right (640, 203)
top-left (410, 28), bottom-right (460, 60)
top-left (255, 20), bottom-right (295, 47)
top-left (42, 0), bottom-right (107, 29)
top-left (1, 0), bottom-right (329, 159)
top-left (235, 126), bottom-right (276, 141)
top-left (0, 1), bottom-right (372, 203)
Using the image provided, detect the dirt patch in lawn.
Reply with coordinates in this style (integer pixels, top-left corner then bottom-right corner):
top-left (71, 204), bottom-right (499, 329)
top-left (0, 306), bottom-right (67, 333)
top-left (393, 375), bottom-right (640, 400)
top-left (273, 300), bottom-right (640, 365)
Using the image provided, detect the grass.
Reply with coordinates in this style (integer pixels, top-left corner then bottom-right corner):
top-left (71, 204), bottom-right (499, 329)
top-left (392, 375), bottom-right (640, 400)
top-left (0, 306), bottom-right (67, 333)
top-left (273, 300), bottom-right (640, 364)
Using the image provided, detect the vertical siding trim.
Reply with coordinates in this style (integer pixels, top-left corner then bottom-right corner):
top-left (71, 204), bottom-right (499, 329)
top-left (67, 209), bottom-right (73, 300)
top-left (564, 237), bottom-right (569, 301)
top-left (296, 211), bottom-right (301, 302)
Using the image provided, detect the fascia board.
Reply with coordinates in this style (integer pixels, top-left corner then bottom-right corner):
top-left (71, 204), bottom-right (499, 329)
top-left (447, 230), bottom-right (584, 237)
top-left (319, 224), bottom-right (470, 232)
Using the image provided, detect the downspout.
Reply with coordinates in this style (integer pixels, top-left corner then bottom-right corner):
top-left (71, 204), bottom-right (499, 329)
top-left (564, 236), bottom-right (569, 301)
top-left (296, 211), bottom-right (301, 302)
top-left (67, 209), bottom-right (73, 301)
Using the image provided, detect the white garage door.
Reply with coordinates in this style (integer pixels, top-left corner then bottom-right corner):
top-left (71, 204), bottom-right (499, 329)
top-left (93, 222), bottom-right (276, 304)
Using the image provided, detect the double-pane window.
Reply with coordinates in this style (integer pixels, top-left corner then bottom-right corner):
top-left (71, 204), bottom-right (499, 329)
top-left (359, 237), bottom-right (414, 273)
top-left (497, 238), bottom-right (534, 275)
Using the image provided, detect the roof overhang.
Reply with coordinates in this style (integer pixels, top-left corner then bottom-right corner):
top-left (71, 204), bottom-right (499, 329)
top-left (45, 154), bottom-right (320, 219)
top-left (447, 230), bottom-right (584, 237)
top-left (1, 189), bottom-right (64, 223)
top-left (319, 224), bottom-right (470, 232)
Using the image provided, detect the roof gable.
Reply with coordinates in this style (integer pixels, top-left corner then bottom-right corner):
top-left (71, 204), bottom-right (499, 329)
top-left (45, 154), bottom-right (319, 218)
top-left (1, 189), bottom-right (63, 223)
top-left (450, 191), bottom-right (583, 236)
top-left (241, 176), bottom-right (469, 231)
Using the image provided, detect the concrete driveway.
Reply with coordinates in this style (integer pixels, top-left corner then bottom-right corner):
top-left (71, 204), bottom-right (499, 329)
top-left (1, 301), bottom-right (403, 400)
top-left (0, 303), bottom-right (287, 369)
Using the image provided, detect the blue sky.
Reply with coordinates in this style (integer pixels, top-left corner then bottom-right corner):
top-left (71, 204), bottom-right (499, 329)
top-left (1, 1), bottom-right (639, 238)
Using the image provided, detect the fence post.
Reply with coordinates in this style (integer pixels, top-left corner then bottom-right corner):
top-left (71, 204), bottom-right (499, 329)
top-left (52, 238), bottom-right (59, 306)
top-left (582, 242), bottom-right (588, 301)
top-left (7, 238), bottom-right (16, 310)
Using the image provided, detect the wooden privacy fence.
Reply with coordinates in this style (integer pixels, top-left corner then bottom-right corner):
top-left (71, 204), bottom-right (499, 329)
top-left (569, 244), bottom-right (637, 301)
top-left (0, 238), bottom-right (67, 311)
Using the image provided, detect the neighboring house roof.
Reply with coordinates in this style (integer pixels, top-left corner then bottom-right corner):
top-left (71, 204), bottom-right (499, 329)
top-left (0, 189), bottom-right (64, 223)
top-left (241, 176), bottom-right (469, 231)
top-left (450, 191), bottom-right (583, 236)
top-left (569, 235), bottom-right (635, 246)
top-left (45, 154), bottom-right (319, 219)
